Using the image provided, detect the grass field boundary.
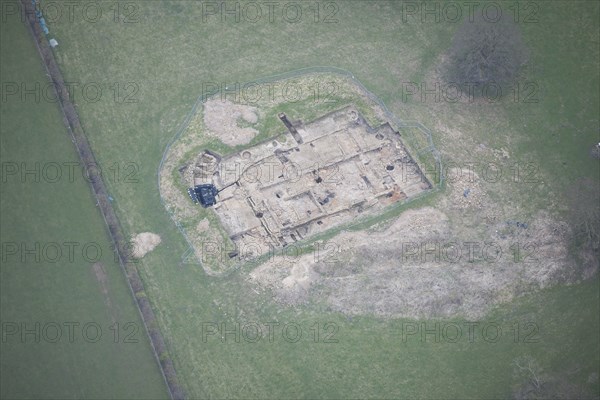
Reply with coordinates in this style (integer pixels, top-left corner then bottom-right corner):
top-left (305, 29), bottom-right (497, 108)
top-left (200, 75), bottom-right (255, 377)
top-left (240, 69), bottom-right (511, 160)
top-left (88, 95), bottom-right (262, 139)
top-left (158, 67), bottom-right (443, 274)
top-left (20, 1), bottom-right (184, 398)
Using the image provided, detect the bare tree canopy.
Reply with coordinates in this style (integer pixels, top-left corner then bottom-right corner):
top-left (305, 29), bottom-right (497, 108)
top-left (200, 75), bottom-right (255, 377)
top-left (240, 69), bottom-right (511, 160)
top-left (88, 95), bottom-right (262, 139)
top-left (443, 14), bottom-right (529, 91)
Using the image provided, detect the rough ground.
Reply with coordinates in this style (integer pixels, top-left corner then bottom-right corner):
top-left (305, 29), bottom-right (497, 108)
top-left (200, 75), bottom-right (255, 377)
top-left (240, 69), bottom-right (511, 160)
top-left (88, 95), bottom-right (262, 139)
top-left (202, 99), bottom-right (259, 146)
top-left (131, 232), bottom-right (162, 259)
top-left (91, 262), bottom-right (118, 324)
top-left (159, 73), bottom-right (596, 317)
top-left (159, 73), bottom-right (403, 275)
top-left (249, 171), bottom-right (584, 319)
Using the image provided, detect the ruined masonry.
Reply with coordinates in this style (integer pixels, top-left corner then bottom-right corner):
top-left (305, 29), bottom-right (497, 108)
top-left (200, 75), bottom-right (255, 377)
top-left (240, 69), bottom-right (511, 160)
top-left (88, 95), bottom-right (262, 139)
top-left (191, 105), bottom-right (432, 258)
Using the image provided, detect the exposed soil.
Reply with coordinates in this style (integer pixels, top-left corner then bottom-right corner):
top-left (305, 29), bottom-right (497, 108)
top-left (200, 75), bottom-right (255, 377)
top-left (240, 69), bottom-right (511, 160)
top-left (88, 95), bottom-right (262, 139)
top-left (249, 198), bottom-right (575, 319)
top-left (131, 232), bottom-right (162, 258)
top-left (196, 219), bottom-right (210, 232)
top-left (203, 99), bottom-right (259, 146)
top-left (160, 72), bottom-right (592, 319)
top-left (92, 262), bottom-right (110, 294)
top-left (91, 262), bottom-right (117, 323)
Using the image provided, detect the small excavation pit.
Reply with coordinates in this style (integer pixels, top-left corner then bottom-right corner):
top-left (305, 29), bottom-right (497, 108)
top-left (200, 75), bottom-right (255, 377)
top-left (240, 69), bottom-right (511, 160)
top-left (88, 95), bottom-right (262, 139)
top-left (191, 106), bottom-right (432, 258)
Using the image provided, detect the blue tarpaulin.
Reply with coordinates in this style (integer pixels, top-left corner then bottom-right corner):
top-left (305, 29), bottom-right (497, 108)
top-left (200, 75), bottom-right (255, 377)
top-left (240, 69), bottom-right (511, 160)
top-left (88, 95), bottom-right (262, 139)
top-left (31, 0), bottom-right (50, 35)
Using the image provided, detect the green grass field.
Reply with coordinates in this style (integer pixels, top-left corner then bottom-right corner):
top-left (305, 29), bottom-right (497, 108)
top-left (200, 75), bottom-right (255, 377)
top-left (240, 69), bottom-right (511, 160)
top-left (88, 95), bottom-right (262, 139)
top-left (2, 0), bottom-right (599, 398)
top-left (0, 8), bottom-right (168, 399)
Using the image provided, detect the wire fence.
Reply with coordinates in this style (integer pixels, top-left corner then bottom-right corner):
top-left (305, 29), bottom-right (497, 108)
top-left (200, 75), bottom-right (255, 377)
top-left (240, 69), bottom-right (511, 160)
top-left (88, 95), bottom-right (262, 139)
top-left (21, 1), bottom-right (185, 398)
top-left (158, 67), bottom-right (443, 275)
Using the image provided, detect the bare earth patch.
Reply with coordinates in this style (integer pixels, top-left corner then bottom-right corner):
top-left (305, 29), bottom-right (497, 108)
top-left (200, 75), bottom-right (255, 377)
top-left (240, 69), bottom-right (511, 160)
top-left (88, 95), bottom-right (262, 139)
top-left (91, 262), bottom-right (118, 323)
top-left (196, 218), bottom-right (209, 232)
top-left (202, 99), bottom-right (259, 146)
top-left (92, 262), bottom-right (110, 294)
top-left (159, 72), bottom-right (420, 275)
top-left (131, 232), bottom-right (162, 259)
top-left (160, 72), bottom-right (588, 317)
top-left (249, 203), bottom-right (575, 319)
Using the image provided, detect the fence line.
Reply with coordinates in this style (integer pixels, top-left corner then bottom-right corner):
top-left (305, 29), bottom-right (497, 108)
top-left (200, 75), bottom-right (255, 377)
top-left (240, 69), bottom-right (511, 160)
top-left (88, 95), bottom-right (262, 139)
top-left (20, 1), bottom-right (185, 398)
top-left (158, 67), bottom-right (443, 274)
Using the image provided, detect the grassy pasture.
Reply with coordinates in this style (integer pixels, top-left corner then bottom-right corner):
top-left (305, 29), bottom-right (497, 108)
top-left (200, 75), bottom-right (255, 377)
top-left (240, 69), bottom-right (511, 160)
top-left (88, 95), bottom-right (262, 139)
top-left (5, 0), bottom-right (599, 398)
top-left (0, 7), bottom-right (168, 399)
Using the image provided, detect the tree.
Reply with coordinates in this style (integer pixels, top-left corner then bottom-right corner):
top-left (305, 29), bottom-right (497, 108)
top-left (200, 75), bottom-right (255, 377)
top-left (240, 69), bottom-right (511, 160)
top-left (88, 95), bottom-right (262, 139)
top-left (512, 355), bottom-right (594, 399)
top-left (443, 14), bottom-right (529, 94)
top-left (512, 355), bottom-right (545, 398)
